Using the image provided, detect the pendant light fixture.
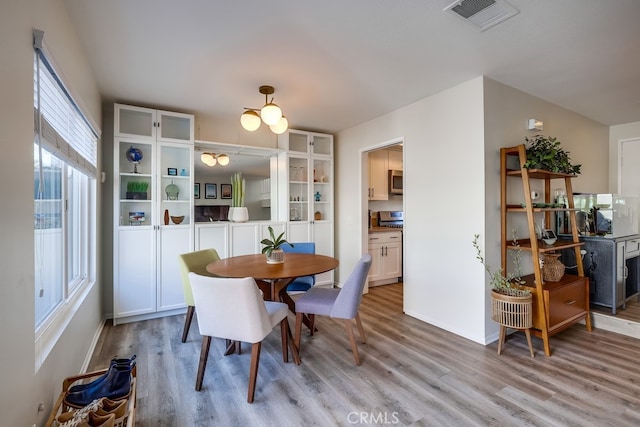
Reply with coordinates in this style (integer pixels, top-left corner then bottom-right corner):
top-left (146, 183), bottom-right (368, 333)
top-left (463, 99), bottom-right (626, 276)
top-left (240, 85), bottom-right (289, 134)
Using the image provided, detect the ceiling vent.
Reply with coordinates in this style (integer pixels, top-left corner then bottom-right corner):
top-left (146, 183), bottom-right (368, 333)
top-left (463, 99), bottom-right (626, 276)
top-left (444, 0), bottom-right (519, 31)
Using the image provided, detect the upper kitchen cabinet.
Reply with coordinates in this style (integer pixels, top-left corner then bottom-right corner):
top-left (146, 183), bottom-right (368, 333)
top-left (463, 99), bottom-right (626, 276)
top-left (388, 148), bottom-right (403, 171)
top-left (115, 103), bottom-right (194, 143)
top-left (368, 149), bottom-right (389, 201)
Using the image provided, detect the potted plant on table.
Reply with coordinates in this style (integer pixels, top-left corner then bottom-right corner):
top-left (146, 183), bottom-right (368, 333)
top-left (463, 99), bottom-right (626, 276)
top-left (472, 233), bottom-right (534, 357)
top-left (261, 226), bottom-right (293, 264)
top-left (228, 172), bottom-right (248, 222)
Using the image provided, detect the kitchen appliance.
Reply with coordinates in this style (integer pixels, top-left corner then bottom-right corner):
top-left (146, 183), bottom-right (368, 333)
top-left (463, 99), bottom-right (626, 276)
top-left (388, 170), bottom-right (403, 195)
top-left (378, 210), bottom-right (403, 228)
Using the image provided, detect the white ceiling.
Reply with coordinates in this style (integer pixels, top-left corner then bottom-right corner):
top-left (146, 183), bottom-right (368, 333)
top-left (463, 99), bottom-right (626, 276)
top-left (62, 0), bottom-right (640, 135)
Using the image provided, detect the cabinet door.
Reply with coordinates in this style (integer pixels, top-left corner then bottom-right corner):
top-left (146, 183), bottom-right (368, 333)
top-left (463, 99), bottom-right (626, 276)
top-left (288, 221), bottom-right (312, 243)
top-left (388, 149), bottom-right (403, 170)
top-left (115, 104), bottom-right (156, 140)
top-left (383, 242), bottom-right (403, 279)
top-left (157, 110), bottom-right (194, 143)
top-left (195, 225), bottom-right (228, 258)
top-left (312, 221), bottom-right (334, 286)
top-left (117, 140), bottom-right (154, 226)
top-left (367, 242), bottom-right (384, 282)
top-left (115, 228), bottom-right (156, 318)
top-left (229, 223), bottom-right (260, 256)
top-left (157, 226), bottom-right (192, 311)
top-left (368, 150), bottom-right (388, 200)
top-left (280, 130), bottom-right (310, 154)
top-left (288, 154), bottom-right (310, 221)
top-left (312, 156), bottom-right (332, 221)
top-left (311, 133), bottom-right (333, 157)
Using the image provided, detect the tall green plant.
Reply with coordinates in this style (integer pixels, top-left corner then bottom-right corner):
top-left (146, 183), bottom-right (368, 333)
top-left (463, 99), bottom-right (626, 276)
top-left (230, 172), bottom-right (245, 207)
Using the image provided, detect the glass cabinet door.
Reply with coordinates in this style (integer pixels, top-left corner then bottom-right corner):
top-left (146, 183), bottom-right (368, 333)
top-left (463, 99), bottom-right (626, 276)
top-left (311, 156), bottom-right (332, 222)
top-left (159, 143), bottom-right (193, 225)
top-left (116, 104), bottom-right (155, 139)
top-left (311, 134), bottom-right (332, 157)
top-left (157, 110), bottom-right (194, 143)
top-left (118, 140), bottom-right (154, 227)
top-left (288, 155), bottom-right (309, 221)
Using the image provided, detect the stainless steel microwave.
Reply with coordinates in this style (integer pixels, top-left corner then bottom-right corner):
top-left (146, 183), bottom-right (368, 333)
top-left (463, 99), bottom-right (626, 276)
top-left (389, 170), bottom-right (403, 194)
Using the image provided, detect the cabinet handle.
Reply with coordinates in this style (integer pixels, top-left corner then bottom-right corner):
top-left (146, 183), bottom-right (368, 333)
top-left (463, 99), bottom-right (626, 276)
top-left (380, 247), bottom-right (384, 256)
top-left (565, 299), bottom-right (576, 305)
top-left (384, 246), bottom-right (388, 256)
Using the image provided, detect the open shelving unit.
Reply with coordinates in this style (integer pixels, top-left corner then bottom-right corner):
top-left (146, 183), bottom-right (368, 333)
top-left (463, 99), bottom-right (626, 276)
top-left (500, 144), bottom-right (592, 356)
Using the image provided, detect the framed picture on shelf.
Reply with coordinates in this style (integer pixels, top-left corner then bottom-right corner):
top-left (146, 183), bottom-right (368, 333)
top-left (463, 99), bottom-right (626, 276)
top-left (194, 183), bottom-right (200, 199)
top-left (205, 183), bottom-right (217, 199)
top-left (167, 167), bottom-right (178, 176)
top-left (221, 184), bottom-right (232, 199)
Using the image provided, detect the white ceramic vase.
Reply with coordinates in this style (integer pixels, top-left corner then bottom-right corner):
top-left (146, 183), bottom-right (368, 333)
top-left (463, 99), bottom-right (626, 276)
top-left (228, 206), bottom-right (249, 222)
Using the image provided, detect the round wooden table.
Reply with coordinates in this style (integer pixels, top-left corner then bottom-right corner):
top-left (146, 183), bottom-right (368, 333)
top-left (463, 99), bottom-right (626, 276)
top-left (206, 253), bottom-right (339, 302)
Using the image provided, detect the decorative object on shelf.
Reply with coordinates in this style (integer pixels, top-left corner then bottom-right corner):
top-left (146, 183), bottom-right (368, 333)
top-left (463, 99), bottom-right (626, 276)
top-left (125, 146), bottom-right (143, 174)
top-left (164, 209), bottom-right (169, 225)
top-left (314, 191), bottom-right (321, 202)
top-left (171, 215), bottom-right (185, 225)
top-left (261, 226), bottom-right (293, 264)
top-left (228, 172), bottom-right (248, 222)
top-left (125, 181), bottom-right (148, 200)
top-left (167, 167), bottom-right (177, 176)
top-left (523, 135), bottom-right (582, 175)
top-left (165, 180), bottom-right (180, 200)
top-left (473, 233), bottom-right (534, 357)
top-left (128, 212), bottom-right (145, 225)
top-left (201, 152), bottom-right (229, 166)
top-left (240, 85), bottom-right (288, 134)
top-left (220, 183), bottom-right (232, 199)
top-left (542, 252), bottom-right (565, 282)
top-left (314, 211), bottom-right (322, 221)
top-left (180, 168), bottom-right (187, 176)
top-left (194, 183), bottom-right (200, 199)
top-left (542, 229), bottom-right (557, 245)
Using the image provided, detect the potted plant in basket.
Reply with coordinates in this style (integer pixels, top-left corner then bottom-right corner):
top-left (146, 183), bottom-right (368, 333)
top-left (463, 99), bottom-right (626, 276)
top-left (228, 172), bottom-right (248, 222)
top-left (473, 233), bottom-right (534, 356)
top-left (261, 226), bottom-right (293, 264)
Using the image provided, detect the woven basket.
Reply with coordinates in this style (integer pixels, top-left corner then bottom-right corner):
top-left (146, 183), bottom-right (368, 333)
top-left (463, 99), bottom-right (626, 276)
top-left (491, 289), bottom-right (533, 329)
top-left (542, 252), bottom-right (565, 282)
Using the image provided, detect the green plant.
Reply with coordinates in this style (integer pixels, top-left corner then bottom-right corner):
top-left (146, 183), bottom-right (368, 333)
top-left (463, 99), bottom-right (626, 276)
top-left (261, 226), bottom-right (293, 256)
top-left (126, 181), bottom-right (148, 192)
top-left (230, 172), bottom-right (245, 207)
top-left (523, 135), bottom-right (581, 175)
top-left (472, 233), bottom-right (528, 294)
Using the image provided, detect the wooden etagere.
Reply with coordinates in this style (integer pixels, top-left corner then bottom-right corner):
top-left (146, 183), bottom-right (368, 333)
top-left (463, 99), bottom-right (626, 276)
top-left (500, 144), bottom-right (592, 356)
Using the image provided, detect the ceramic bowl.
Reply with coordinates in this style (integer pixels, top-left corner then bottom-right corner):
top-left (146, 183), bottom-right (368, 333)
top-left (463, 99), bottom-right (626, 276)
top-left (171, 215), bottom-right (185, 225)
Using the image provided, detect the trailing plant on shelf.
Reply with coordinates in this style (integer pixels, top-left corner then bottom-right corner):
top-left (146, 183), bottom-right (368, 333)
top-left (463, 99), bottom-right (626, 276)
top-left (231, 172), bottom-right (245, 207)
top-left (523, 135), bottom-right (581, 175)
top-left (472, 233), bottom-right (529, 296)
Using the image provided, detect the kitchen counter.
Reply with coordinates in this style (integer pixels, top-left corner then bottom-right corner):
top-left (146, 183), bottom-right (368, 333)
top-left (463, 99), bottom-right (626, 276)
top-left (369, 227), bottom-right (403, 233)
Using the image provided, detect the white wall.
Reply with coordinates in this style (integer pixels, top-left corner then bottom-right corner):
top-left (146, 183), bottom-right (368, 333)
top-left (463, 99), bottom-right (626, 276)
top-left (0, 2), bottom-right (103, 426)
top-left (609, 121), bottom-right (640, 192)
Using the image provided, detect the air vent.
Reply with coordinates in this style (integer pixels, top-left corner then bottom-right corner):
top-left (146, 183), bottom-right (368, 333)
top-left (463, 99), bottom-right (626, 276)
top-left (444, 0), bottom-right (519, 31)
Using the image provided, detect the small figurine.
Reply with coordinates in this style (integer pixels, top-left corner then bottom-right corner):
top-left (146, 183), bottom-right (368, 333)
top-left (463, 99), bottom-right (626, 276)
top-left (314, 191), bottom-right (321, 202)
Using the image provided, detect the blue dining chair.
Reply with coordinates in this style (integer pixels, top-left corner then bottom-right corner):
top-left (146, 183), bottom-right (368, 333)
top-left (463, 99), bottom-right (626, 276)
top-left (281, 242), bottom-right (316, 293)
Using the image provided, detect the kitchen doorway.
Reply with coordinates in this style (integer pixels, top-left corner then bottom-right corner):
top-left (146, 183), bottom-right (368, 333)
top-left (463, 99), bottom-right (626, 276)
top-left (361, 138), bottom-right (405, 304)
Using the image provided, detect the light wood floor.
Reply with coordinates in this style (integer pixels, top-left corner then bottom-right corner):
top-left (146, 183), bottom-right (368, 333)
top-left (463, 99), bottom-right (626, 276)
top-left (88, 284), bottom-right (640, 426)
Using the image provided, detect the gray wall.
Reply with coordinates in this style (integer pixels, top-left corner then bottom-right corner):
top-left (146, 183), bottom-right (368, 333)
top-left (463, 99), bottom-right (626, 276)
top-left (0, 2), bottom-right (104, 426)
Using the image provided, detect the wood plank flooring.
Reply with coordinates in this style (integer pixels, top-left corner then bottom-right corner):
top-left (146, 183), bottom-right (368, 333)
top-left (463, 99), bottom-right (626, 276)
top-left (88, 284), bottom-right (640, 426)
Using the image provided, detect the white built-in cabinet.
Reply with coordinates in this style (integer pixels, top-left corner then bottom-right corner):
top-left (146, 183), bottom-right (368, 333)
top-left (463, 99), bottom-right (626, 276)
top-left (368, 149), bottom-right (389, 200)
top-left (277, 130), bottom-right (334, 286)
top-left (368, 231), bottom-right (403, 286)
top-left (113, 103), bottom-right (194, 324)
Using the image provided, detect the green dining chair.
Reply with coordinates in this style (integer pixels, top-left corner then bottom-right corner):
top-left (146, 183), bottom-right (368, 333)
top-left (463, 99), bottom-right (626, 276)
top-left (177, 248), bottom-right (221, 343)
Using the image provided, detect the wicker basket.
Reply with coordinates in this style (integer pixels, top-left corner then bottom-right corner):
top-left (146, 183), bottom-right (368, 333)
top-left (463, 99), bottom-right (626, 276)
top-left (542, 252), bottom-right (565, 282)
top-left (491, 289), bottom-right (533, 329)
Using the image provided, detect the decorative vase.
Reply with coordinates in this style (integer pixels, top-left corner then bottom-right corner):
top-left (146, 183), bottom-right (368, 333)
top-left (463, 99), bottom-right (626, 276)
top-left (266, 249), bottom-right (285, 264)
top-left (228, 207), bottom-right (249, 223)
top-left (542, 252), bottom-right (565, 282)
top-left (165, 180), bottom-right (180, 200)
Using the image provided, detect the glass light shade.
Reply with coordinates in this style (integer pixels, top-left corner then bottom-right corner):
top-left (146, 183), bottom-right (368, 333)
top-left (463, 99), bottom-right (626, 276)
top-left (200, 152), bottom-right (216, 166)
top-left (217, 154), bottom-right (230, 166)
top-left (240, 110), bottom-right (261, 131)
top-left (269, 115), bottom-right (288, 134)
top-left (260, 102), bottom-right (282, 125)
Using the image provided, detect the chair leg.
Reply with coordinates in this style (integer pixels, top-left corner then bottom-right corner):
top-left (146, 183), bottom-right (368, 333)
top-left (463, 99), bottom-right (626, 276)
top-left (195, 336), bottom-right (212, 391)
top-left (308, 314), bottom-right (316, 336)
top-left (181, 305), bottom-right (195, 343)
top-left (247, 342), bottom-right (262, 403)
top-left (355, 312), bottom-right (366, 343)
top-left (343, 319), bottom-right (361, 365)
top-left (280, 318), bottom-right (289, 363)
top-left (294, 312), bottom-right (304, 352)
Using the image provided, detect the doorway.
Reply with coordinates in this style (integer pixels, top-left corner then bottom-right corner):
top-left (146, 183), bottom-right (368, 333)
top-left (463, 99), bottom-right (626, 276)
top-left (361, 138), bottom-right (405, 304)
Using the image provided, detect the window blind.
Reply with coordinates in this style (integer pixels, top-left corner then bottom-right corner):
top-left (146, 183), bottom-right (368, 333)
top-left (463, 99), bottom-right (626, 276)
top-left (33, 29), bottom-right (98, 178)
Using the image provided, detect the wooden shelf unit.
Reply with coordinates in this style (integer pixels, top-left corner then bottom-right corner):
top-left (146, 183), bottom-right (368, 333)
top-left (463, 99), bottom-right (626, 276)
top-left (500, 144), bottom-right (592, 356)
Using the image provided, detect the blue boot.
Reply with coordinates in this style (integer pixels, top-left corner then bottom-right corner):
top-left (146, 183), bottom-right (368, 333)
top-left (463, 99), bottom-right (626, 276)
top-left (68, 355), bottom-right (136, 394)
top-left (64, 360), bottom-right (135, 408)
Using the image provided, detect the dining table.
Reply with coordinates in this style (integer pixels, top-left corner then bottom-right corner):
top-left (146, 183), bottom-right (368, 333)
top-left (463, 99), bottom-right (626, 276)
top-left (206, 252), bottom-right (339, 330)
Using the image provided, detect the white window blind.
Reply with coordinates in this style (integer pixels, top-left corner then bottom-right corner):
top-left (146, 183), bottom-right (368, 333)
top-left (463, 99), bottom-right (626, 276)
top-left (34, 30), bottom-right (98, 178)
